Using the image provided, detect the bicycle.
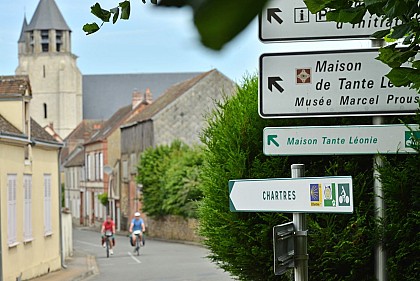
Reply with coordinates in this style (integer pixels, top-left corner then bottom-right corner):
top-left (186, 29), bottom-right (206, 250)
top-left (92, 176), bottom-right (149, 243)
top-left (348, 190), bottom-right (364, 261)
top-left (132, 230), bottom-right (145, 256)
top-left (103, 230), bottom-right (114, 258)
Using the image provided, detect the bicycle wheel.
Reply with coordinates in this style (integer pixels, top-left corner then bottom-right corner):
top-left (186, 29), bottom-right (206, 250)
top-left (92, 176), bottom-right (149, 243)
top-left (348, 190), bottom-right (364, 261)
top-left (106, 238), bottom-right (110, 258)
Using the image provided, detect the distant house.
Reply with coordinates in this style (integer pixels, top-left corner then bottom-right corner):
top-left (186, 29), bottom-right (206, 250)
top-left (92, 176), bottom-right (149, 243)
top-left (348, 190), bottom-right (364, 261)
top-left (61, 120), bottom-right (104, 225)
top-left (119, 69), bottom-right (237, 228)
top-left (80, 89), bottom-right (152, 229)
top-left (0, 76), bottom-right (62, 281)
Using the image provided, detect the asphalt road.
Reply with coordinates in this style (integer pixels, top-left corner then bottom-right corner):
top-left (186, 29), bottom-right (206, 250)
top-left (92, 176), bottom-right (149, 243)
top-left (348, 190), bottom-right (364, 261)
top-left (73, 228), bottom-right (235, 281)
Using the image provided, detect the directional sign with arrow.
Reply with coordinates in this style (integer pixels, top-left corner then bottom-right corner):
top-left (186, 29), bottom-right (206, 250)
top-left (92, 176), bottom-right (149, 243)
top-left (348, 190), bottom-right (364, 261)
top-left (259, 49), bottom-right (419, 118)
top-left (267, 8), bottom-right (283, 24)
top-left (259, 0), bottom-right (391, 42)
top-left (267, 134), bottom-right (280, 147)
top-left (229, 176), bottom-right (353, 213)
top-left (268, 77), bottom-right (284, 93)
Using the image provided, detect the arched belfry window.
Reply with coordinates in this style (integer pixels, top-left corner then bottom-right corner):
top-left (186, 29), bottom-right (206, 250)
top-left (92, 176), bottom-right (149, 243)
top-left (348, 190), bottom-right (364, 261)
top-left (43, 103), bottom-right (47, 119)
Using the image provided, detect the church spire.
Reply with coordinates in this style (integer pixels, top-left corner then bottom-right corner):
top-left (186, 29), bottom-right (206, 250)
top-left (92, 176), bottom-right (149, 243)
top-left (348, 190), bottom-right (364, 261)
top-left (18, 16), bottom-right (28, 43)
top-left (26, 0), bottom-right (70, 32)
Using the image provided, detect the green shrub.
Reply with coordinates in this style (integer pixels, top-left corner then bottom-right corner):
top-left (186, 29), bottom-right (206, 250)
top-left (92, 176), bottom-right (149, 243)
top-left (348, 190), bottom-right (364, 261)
top-left (198, 74), bottom-right (404, 280)
top-left (137, 140), bottom-right (204, 218)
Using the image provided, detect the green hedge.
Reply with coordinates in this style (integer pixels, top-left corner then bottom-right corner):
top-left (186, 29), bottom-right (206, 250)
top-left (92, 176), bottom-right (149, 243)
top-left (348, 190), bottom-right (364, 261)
top-left (137, 140), bottom-right (204, 218)
top-left (198, 75), bottom-right (419, 280)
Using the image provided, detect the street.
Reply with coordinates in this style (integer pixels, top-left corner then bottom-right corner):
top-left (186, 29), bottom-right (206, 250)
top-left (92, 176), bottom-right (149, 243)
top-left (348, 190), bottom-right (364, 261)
top-left (73, 228), bottom-right (235, 281)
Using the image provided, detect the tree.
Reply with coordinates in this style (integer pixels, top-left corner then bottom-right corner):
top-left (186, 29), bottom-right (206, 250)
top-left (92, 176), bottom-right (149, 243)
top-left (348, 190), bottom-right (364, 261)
top-left (304, 0), bottom-right (420, 93)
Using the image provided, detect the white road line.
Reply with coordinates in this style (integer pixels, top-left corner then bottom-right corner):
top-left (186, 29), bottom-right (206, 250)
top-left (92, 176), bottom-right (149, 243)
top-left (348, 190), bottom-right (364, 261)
top-left (75, 240), bottom-right (101, 248)
top-left (128, 252), bottom-right (142, 263)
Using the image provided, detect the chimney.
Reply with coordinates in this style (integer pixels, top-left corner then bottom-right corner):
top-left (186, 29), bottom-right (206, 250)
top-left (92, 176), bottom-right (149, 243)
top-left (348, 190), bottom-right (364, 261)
top-left (132, 88), bottom-right (143, 109)
top-left (144, 88), bottom-right (153, 104)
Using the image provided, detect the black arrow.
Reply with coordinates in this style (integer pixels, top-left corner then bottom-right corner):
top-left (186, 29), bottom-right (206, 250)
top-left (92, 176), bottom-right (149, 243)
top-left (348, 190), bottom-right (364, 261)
top-left (268, 77), bottom-right (284, 93)
top-left (267, 8), bottom-right (283, 24)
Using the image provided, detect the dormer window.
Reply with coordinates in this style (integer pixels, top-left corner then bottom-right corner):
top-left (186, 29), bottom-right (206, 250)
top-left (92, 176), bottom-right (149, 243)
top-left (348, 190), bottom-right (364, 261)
top-left (41, 30), bottom-right (49, 52)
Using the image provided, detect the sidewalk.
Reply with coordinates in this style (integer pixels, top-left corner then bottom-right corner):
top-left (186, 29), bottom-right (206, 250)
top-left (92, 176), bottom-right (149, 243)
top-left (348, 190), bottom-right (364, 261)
top-left (29, 249), bottom-right (98, 281)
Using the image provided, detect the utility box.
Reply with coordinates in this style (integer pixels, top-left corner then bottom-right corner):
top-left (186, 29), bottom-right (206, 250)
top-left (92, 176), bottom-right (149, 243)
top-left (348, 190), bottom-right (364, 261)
top-left (273, 222), bottom-right (295, 275)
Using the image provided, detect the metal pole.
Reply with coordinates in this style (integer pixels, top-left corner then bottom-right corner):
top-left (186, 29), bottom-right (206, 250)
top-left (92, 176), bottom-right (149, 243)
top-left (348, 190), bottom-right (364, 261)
top-left (373, 116), bottom-right (386, 281)
top-left (372, 38), bottom-right (387, 281)
top-left (291, 164), bottom-right (308, 281)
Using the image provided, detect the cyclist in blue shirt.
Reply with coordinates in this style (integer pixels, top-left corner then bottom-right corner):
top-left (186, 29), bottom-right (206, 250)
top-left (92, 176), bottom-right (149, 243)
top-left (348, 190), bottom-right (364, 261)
top-left (129, 212), bottom-right (146, 247)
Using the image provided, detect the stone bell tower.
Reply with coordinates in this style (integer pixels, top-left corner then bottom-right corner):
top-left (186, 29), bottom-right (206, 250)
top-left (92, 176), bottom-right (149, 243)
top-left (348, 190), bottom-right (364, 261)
top-left (16, 0), bottom-right (82, 139)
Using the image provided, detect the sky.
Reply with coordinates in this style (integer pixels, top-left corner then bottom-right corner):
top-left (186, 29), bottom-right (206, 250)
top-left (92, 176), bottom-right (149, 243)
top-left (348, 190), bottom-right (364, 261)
top-left (0, 0), bottom-right (373, 84)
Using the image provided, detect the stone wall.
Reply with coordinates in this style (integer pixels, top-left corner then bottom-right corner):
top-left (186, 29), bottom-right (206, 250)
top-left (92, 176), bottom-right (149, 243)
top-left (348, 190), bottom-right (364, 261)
top-left (145, 215), bottom-right (202, 243)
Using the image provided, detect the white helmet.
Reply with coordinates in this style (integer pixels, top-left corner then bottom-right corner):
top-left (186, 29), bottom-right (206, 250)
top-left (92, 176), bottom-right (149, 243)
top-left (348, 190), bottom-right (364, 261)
top-left (134, 212), bottom-right (141, 217)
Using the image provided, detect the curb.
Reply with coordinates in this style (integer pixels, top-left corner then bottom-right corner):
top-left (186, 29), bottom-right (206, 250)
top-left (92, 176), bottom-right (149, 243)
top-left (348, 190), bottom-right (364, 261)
top-left (71, 255), bottom-right (99, 281)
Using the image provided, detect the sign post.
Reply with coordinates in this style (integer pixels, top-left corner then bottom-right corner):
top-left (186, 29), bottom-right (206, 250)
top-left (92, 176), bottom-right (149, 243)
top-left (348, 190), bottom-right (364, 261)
top-left (291, 164), bottom-right (308, 281)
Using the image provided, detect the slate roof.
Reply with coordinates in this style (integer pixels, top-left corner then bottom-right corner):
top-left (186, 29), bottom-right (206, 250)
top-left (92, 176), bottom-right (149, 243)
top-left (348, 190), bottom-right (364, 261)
top-left (87, 104), bottom-right (132, 143)
top-left (0, 115), bottom-right (22, 135)
top-left (123, 70), bottom-right (213, 125)
top-left (61, 119), bottom-right (104, 162)
top-left (0, 75), bottom-right (31, 97)
top-left (82, 72), bottom-right (203, 120)
top-left (63, 146), bottom-right (85, 167)
top-left (26, 0), bottom-right (70, 31)
top-left (31, 118), bottom-right (59, 143)
top-left (18, 17), bottom-right (28, 43)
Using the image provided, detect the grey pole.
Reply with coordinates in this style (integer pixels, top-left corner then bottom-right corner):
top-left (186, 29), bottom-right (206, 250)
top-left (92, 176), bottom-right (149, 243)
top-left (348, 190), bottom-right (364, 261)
top-left (371, 38), bottom-right (387, 281)
top-left (373, 116), bottom-right (386, 281)
top-left (291, 164), bottom-right (308, 281)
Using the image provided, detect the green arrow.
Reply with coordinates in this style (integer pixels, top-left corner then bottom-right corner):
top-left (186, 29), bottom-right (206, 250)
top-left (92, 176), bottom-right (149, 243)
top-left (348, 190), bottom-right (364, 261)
top-left (267, 135), bottom-right (279, 147)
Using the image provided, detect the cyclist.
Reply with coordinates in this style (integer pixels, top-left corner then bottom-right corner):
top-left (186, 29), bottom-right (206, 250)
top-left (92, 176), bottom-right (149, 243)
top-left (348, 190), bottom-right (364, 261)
top-left (129, 212), bottom-right (146, 249)
top-left (101, 215), bottom-right (116, 255)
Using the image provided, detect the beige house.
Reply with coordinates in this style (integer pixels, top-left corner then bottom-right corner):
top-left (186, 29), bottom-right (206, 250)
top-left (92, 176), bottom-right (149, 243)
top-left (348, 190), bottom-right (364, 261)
top-left (0, 76), bottom-right (62, 281)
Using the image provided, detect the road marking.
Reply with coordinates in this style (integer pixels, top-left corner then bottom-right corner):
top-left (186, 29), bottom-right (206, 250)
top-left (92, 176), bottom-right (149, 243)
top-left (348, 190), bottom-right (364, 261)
top-left (75, 240), bottom-right (101, 248)
top-left (128, 252), bottom-right (142, 263)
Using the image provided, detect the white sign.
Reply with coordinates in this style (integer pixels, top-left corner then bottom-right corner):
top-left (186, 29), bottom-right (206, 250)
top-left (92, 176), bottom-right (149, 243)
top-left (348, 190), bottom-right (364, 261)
top-left (259, 0), bottom-right (393, 42)
top-left (259, 49), bottom-right (419, 118)
top-left (229, 176), bottom-right (353, 213)
top-left (264, 125), bottom-right (420, 156)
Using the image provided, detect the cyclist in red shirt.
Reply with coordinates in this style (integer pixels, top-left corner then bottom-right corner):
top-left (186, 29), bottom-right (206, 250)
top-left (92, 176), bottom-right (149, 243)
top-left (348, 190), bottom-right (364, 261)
top-left (101, 215), bottom-right (116, 255)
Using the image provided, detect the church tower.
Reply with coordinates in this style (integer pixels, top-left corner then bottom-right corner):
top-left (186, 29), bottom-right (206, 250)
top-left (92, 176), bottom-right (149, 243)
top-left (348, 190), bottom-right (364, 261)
top-left (16, 0), bottom-right (82, 139)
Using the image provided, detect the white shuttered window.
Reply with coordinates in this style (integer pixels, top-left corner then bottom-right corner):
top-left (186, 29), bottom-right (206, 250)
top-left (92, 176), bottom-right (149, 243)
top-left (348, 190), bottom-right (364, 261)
top-left (7, 174), bottom-right (17, 245)
top-left (44, 174), bottom-right (52, 235)
top-left (24, 174), bottom-right (33, 241)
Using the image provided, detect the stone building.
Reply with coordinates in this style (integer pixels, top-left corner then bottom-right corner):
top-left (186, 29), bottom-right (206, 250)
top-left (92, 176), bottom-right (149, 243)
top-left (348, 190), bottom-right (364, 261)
top-left (15, 0), bottom-right (82, 139)
top-left (119, 69), bottom-right (237, 228)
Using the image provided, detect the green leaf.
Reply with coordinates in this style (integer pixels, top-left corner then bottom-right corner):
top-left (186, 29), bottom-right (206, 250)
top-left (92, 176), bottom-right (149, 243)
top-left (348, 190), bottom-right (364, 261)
top-left (82, 23), bottom-right (101, 35)
top-left (377, 45), bottom-right (417, 68)
top-left (304, 0), bottom-right (330, 13)
top-left (372, 29), bottom-right (391, 39)
top-left (119, 0), bottom-right (131, 20)
top-left (386, 67), bottom-right (413, 87)
top-left (390, 23), bottom-right (411, 39)
top-left (327, 6), bottom-right (366, 24)
top-left (110, 7), bottom-right (120, 24)
top-left (193, 0), bottom-right (269, 50)
top-left (91, 3), bottom-right (111, 22)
